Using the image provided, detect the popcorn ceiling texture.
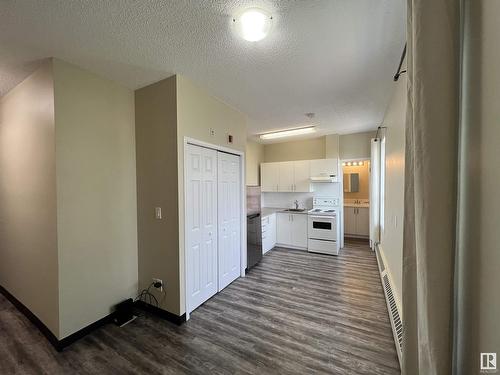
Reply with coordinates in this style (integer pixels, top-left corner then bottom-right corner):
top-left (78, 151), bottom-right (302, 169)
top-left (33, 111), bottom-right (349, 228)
top-left (0, 0), bottom-right (405, 136)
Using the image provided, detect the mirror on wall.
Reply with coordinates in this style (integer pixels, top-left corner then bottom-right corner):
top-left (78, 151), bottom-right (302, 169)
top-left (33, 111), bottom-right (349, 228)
top-left (343, 173), bottom-right (359, 193)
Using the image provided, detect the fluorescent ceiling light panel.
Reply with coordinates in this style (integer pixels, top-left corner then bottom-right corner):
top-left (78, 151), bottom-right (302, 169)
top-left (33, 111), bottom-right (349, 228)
top-left (260, 126), bottom-right (316, 140)
top-left (234, 8), bottom-right (272, 42)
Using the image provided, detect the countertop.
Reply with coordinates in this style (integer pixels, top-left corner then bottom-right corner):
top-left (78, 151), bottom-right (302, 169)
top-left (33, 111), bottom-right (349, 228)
top-left (261, 207), bottom-right (309, 217)
top-left (344, 203), bottom-right (370, 208)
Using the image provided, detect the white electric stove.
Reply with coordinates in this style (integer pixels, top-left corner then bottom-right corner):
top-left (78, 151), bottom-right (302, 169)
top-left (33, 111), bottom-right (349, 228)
top-left (307, 197), bottom-right (340, 255)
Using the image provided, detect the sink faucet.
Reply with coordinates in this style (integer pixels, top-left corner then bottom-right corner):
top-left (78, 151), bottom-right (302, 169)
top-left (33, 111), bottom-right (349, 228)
top-left (294, 200), bottom-right (299, 209)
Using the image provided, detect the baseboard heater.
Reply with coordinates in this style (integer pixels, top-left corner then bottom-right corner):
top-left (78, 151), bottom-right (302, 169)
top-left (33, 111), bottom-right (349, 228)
top-left (375, 245), bottom-right (403, 366)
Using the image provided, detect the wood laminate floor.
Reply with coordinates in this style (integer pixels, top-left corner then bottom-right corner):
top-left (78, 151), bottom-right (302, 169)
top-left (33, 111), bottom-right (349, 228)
top-left (0, 241), bottom-right (400, 375)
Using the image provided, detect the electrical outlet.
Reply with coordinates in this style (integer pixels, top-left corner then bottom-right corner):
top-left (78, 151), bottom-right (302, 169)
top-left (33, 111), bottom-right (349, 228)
top-left (209, 128), bottom-right (215, 136)
top-left (152, 278), bottom-right (163, 292)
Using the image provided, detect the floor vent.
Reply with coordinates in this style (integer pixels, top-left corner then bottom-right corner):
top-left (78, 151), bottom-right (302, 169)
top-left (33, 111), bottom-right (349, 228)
top-left (375, 246), bottom-right (403, 366)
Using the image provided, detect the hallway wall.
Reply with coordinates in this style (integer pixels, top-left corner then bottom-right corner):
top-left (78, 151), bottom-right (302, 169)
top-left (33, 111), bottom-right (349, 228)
top-left (379, 73), bottom-right (406, 308)
top-left (0, 61), bottom-right (60, 337)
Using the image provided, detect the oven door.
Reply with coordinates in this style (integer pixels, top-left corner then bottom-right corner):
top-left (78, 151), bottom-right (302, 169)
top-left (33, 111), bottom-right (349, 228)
top-left (308, 215), bottom-right (337, 241)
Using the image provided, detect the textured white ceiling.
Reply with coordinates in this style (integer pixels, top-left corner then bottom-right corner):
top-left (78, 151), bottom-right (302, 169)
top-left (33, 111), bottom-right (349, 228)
top-left (0, 0), bottom-right (405, 139)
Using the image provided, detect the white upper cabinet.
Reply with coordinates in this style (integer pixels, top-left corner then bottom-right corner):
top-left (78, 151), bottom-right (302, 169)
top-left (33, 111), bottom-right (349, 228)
top-left (310, 158), bottom-right (338, 181)
top-left (261, 162), bottom-right (280, 192)
top-left (278, 162), bottom-right (294, 192)
top-left (293, 160), bottom-right (311, 192)
top-left (261, 160), bottom-right (312, 193)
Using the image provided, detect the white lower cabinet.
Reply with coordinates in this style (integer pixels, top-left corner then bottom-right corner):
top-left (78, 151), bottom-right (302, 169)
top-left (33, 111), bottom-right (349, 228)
top-left (262, 213), bottom-right (276, 254)
top-left (344, 206), bottom-right (369, 237)
top-left (276, 212), bottom-right (308, 249)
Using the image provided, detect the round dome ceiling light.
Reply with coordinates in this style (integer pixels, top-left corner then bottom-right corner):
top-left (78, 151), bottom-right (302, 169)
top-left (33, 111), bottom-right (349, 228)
top-left (233, 8), bottom-right (273, 42)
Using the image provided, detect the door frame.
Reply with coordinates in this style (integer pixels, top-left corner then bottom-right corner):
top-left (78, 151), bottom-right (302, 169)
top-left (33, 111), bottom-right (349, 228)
top-left (183, 137), bottom-right (246, 320)
top-left (340, 157), bottom-right (370, 248)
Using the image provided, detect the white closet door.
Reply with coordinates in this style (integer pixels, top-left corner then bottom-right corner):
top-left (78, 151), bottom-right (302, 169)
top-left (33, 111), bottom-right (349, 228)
top-left (217, 152), bottom-right (241, 291)
top-left (186, 144), bottom-right (218, 312)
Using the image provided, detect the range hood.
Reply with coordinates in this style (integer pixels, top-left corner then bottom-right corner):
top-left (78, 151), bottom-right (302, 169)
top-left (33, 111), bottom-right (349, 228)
top-left (310, 175), bottom-right (337, 183)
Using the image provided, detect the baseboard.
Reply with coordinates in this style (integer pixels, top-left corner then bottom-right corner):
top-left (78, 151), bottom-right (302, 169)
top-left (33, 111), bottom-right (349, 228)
top-left (0, 284), bottom-right (60, 349)
top-left (0, 284), bottom-right (115, 352)
top-left (58, 313), bottom-right (115, 350)
top-left (134, 300), bottom-right (186, 325)
top-left (275, 243), bottom-right (307, 251)
top-left (344, 235), bottom-right (370, 241)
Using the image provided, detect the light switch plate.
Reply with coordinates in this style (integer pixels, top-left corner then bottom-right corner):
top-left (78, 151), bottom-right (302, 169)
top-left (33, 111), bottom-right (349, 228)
top-left (155, 207), bottom-right (162, 219)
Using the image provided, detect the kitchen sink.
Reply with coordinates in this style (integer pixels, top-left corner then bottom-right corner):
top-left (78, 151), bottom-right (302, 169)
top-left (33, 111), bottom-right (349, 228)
top-left (282, 208), bottom-right (306, 212)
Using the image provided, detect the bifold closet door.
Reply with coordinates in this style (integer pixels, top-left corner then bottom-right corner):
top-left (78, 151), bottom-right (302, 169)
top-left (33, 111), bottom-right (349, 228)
top-left (186, 144), bottom-right (218, 312)
top-left (217, 151), bottom-right (241, 291)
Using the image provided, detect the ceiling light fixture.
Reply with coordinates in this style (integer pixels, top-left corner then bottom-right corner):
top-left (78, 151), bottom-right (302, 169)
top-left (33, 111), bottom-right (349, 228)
top-left (259, 126), bottom-right (316, 140)
top-left (233, 8), bottom-right (273, 42)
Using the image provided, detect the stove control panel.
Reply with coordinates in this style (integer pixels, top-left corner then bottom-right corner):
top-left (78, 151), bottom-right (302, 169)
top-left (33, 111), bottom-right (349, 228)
top-left (312, 197), bottom-right (339, 207)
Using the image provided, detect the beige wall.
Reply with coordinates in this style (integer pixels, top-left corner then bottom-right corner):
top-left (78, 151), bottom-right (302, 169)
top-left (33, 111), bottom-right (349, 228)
top-left (379, 74), bottom-right (406, 308)
top-left (325, 134), bottom-right (340, 159)
top-left (457, 1), bottom-right (500, 371)
top-left (134, 75), bottom-right (246, 316)
top-left (176, 75), bottom-right (247, 314)
top-left (340, 131), bottom-right (376, 160)
top-left (0, 62), bottom-right (60, 336)
top-left (260, 131), bottom-right (373, 163)
top-left (53, 60), bottom-right (138, 338)
top-left (264, 136), bottom-right (326, 162)
top-left (343, 162), bottom-right (370, 200)
top-left (135, 76), bottom-right (180, 315)
top-left (246, 140), bottom-right (264, 186)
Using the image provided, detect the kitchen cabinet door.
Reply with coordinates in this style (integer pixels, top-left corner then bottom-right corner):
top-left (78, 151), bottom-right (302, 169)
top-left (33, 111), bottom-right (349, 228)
top-left (262, 213), bottom-right (276, 254)
top-left (268, 213), bottom-right (276, 249)
top-left (310, 158), bottom-right (338, 180)
top-left (276, 213), bottom-right (292, 246)
top-left (356, 207), bottom-right (370, 236)
top-left (261, 163), bottom-right (279, 192)
top-left (290, 214), bottom-right (308, 248)
top-left (278, 162), bottom-right (294, 192)
top-left (293, 161), bottom-right (311, 192)
top-left (344, 207), bottom-right (356, 235)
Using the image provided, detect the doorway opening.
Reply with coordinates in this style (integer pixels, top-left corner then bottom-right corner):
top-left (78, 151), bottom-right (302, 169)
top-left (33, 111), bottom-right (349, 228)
top-left (342, 159), bottom-right (371, 245)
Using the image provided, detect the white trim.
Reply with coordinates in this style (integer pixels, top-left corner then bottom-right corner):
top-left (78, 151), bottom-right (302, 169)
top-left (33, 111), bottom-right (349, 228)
top-left (183, 137), bottom-right (246, 321)
top-left (275, 244), bottom-right (308, 251)
top-left (339, 158), bottom-right (370, 249)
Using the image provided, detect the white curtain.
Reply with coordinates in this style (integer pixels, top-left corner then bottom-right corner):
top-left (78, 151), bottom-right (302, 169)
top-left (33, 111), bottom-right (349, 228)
top-left (403, 0), bottom-right (461, 374)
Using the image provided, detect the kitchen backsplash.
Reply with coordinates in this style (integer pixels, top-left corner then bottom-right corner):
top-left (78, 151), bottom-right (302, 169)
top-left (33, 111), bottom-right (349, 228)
top-left (262, 183), bottom-right (341, 209)
top-left (262, 192), bottom-right (314, 209)
top-left (246, 186), bottom-right (261, 214)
